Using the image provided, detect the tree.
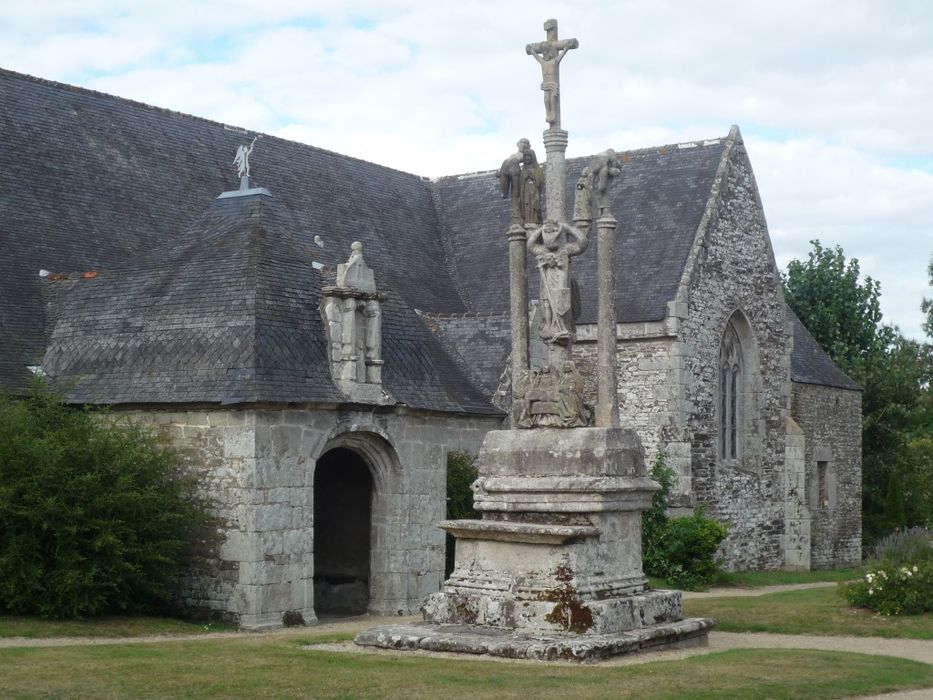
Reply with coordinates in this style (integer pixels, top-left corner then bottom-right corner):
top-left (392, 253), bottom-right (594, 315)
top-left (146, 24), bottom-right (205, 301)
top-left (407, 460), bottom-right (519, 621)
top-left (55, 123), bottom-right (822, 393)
top-left (922, 256), bottom-right (933, 339)
top-left (884, 471), bottom-right (907, 531)
top-left (783, 241), bottom-right (931, 541)
top-left (0, 381), bottom-right (206, 617)
top-left (784, 241), bottom-right (892, 379)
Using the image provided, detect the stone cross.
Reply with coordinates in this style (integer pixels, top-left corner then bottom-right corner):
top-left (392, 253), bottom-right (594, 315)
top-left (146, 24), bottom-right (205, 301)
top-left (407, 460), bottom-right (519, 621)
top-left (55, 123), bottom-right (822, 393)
top-left (525, 19), bottom-right (578, 128)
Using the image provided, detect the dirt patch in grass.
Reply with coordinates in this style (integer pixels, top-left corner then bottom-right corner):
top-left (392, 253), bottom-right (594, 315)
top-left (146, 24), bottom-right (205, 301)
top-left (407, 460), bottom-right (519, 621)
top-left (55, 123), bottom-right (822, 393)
top-left (0, 615), bottom-right (234, 639)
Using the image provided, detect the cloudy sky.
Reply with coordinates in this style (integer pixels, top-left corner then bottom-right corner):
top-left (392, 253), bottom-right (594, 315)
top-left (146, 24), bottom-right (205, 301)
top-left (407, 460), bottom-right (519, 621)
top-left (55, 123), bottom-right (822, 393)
top-left (3, 1), bottom-right (931, 339)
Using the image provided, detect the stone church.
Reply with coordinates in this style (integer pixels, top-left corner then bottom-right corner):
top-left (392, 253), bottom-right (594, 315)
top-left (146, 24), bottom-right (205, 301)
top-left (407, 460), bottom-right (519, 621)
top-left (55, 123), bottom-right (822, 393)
top-left (0, 67), bottom-right (861, 629)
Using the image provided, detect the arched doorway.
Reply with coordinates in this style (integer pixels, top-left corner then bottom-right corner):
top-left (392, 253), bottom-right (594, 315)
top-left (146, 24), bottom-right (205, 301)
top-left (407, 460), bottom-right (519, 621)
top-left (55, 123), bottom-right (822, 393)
top-left (313, 447), bottom-right (373, 616)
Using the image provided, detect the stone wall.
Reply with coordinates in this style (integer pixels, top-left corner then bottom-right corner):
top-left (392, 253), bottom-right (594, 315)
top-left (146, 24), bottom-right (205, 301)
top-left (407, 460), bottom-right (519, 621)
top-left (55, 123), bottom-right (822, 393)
top-left (790, 382), bottom-right (862, 568)
top-left (120, 404), bottom-right (501, 629)
top-left (575, 324), bottom-right (691, 506)
top-left (674, 136), bottom-right (793, 570)
top-left (117, 408), bottom-right (256, 621)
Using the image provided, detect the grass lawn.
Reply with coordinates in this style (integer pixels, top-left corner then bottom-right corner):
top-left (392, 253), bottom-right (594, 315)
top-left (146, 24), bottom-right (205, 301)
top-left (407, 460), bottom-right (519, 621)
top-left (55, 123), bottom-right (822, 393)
top-left (713, 568), bottom-right (865, 588)
top-left (0, 634), bottom-right (931, 699)
top-left (0, 615), bottom-right (234, 639)
top-left (648, 567), bottom-right (864, 591)
top-left (684, 587), bottom-right (933, 639)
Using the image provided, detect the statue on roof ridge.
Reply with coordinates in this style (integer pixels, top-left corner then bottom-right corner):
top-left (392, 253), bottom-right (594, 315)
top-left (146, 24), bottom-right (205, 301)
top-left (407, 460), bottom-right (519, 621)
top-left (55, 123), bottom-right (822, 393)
top-left (233, 136), bottom-right (259, 179)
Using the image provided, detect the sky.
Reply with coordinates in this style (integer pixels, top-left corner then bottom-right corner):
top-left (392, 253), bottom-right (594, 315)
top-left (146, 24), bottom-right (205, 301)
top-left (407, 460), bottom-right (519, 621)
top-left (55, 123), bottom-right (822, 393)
top-left (2, 1), bottom-right (932, 339)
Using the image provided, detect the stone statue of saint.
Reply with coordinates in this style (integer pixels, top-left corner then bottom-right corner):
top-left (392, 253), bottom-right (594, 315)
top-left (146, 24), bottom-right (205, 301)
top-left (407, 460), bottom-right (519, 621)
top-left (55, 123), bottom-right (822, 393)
top-left (587, 149), bottom-right (621, 216)
top-left (525, 19), bottom-right (579, 128)
top-left (234, 136), bottom-right (259, 178)
top-left (520, 150), bottom-right (544, 226)
top-left (557, 361), bottom-right (590, 427)
top-left (497, 138), bottom-right (534, 224)
top-left (527, 220), bottom-right (588, 345)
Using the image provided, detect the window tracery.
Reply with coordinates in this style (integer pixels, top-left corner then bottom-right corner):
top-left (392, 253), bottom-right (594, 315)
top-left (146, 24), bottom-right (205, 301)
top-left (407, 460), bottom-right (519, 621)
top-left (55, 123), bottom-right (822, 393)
top-left (720, 322), bottom-right (742, 461)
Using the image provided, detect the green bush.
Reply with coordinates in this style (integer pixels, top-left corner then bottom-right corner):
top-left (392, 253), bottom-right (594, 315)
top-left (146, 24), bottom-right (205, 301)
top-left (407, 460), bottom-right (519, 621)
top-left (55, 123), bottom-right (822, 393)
top-left (844, 528), bottom-right (932, 615)
top-left (642, 450), bottom-right (728, 590)
top-left (656, 506), bottom-right (729, 590)
top-left (843, 563), bottom-right (931, 615)
top-left (0, 382), bottom-right (204, 618)
top-left (642, 450), bottom-right (676, 578)
top-left (870, 527), bottom-right (933, 567)
top-left (445, 451), bottom-right (479, 577)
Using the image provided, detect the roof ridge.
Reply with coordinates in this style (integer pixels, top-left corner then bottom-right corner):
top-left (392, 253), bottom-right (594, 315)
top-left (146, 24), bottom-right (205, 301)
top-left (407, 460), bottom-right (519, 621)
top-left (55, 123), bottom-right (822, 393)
top-left (417, 310), bottom-right (510, 320)
top-left (669, 127), bottom-right (739, 313)
top-left (0, 65), bottom-right (433, 181)
top-left (439, 132), bottom-right (731, 181)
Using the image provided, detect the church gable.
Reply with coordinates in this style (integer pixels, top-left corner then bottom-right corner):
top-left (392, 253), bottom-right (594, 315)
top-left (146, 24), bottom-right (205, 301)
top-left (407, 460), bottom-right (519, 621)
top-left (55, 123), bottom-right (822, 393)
top-left (673, 127), bottom-right (794, 570)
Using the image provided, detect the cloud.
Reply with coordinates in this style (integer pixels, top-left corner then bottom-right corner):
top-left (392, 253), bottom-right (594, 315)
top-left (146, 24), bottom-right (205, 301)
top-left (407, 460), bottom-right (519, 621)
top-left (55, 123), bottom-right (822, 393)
top-left (750, 137), bottom-right (933, 338)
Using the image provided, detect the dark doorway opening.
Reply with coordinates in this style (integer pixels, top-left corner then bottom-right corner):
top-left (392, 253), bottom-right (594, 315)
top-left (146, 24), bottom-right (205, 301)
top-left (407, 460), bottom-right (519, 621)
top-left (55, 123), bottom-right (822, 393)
top-left (313, 447), bottom-right (373, 616)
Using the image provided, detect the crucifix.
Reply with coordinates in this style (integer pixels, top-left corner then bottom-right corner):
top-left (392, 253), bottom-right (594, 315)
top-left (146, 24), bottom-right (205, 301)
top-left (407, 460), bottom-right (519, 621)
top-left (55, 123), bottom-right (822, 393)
top-left (525, 19), bottom-right (579, 128)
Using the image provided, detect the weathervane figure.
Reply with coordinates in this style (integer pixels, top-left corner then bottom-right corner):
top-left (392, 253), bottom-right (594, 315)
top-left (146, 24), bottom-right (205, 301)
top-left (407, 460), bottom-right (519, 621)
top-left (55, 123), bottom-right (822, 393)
top-left (234, 136), bottom-right (259, 179)
top-left (525, 19), bottom-right (579, 128)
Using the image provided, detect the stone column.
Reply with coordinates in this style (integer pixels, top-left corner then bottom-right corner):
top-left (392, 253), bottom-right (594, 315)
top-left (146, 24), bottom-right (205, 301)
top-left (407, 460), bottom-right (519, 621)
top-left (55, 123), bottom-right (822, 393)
top-left (596, 213), bottom-right (620, 428)
top-left (542, 128), bottom-right (569, 222)
top-left (364, 298), bottom-right (384, 384)
top-left (508, 224), bottom-right (530, 381)
top-left (340, 297), bottom-right (359, 383)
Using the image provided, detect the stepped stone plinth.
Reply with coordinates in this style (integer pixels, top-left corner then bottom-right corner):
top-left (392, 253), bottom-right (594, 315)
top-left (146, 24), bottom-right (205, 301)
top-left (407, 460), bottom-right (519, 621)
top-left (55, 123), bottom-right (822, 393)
top-left (356, 427), bottom-right (715, 659)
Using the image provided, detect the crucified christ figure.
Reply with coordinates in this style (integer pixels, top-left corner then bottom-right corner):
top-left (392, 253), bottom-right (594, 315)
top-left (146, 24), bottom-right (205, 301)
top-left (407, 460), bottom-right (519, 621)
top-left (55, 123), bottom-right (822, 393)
top-left (525, 19), bottom-right (579, 128)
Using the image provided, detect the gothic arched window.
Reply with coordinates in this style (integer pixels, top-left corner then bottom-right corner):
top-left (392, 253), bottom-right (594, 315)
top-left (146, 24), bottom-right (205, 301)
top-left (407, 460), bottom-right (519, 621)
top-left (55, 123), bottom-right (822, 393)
top-left (720, 322), bottom-right (742, 461)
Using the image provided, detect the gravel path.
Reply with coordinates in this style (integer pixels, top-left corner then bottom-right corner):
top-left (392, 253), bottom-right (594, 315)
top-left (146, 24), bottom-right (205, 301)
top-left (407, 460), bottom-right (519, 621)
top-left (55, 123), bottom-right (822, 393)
top-left (681, 581), bottom-right (838, 599)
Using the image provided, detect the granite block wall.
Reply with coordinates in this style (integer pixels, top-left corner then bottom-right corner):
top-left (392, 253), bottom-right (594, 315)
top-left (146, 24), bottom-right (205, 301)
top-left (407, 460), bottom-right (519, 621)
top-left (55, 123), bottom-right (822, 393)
top-left (121, 404), bottom-right (500, 629)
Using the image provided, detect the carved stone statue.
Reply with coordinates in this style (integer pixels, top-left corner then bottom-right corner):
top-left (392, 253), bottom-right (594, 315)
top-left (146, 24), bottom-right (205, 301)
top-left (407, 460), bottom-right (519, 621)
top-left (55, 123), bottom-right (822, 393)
top-left (512, 360), bottom-right (590, 429)
top-left (337, 241), bottom-right (376, 292)
top-left (525, 19), bottom-right (579, 128)
top-left (497, 138), bottom-right (537, 225)
top-left (527, 220), bottom-right (588, 348)
top-left (233, 136), bottom-right (259, 178)
top-left (520, 150), bottom-right (544, 226)
top-left (557, 361), bottom-right (590, 427)
top-left (573, 169), bottom-right (593, 224)
top-left (587, 149), bottom-right (621, 216)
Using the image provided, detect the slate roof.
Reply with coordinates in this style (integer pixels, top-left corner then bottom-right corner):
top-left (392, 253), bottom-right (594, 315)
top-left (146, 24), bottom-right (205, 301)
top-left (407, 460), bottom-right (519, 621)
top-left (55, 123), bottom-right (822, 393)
top-left (0, 67), bottom-right (856, 404)
top-left (419, 313), bottom-right (512, 397)
top-left (788, 307), bottom-right (861, 391)
top-left (0, 67), bottom-right (463, 393)
top-left (40, 192), bottom-right (498, 412)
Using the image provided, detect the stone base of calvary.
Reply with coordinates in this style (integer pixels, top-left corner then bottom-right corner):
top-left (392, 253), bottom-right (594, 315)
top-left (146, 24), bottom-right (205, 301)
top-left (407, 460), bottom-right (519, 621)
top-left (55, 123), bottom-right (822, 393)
top-left (355, 18), bottom-right (714, 662)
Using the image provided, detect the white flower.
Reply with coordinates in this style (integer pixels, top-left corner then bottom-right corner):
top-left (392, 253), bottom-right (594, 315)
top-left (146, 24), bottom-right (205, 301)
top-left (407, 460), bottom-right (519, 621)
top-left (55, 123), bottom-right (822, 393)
top-left (913, 566), bottom-right (918, 573)
top-left (868, 589), bottom-right (874, 595)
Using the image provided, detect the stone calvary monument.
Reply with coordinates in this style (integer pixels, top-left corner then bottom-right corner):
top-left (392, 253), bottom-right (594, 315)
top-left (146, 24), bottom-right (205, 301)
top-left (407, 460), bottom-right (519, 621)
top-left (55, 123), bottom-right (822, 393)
top-left (355, 19), bottom-right (715, 661)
